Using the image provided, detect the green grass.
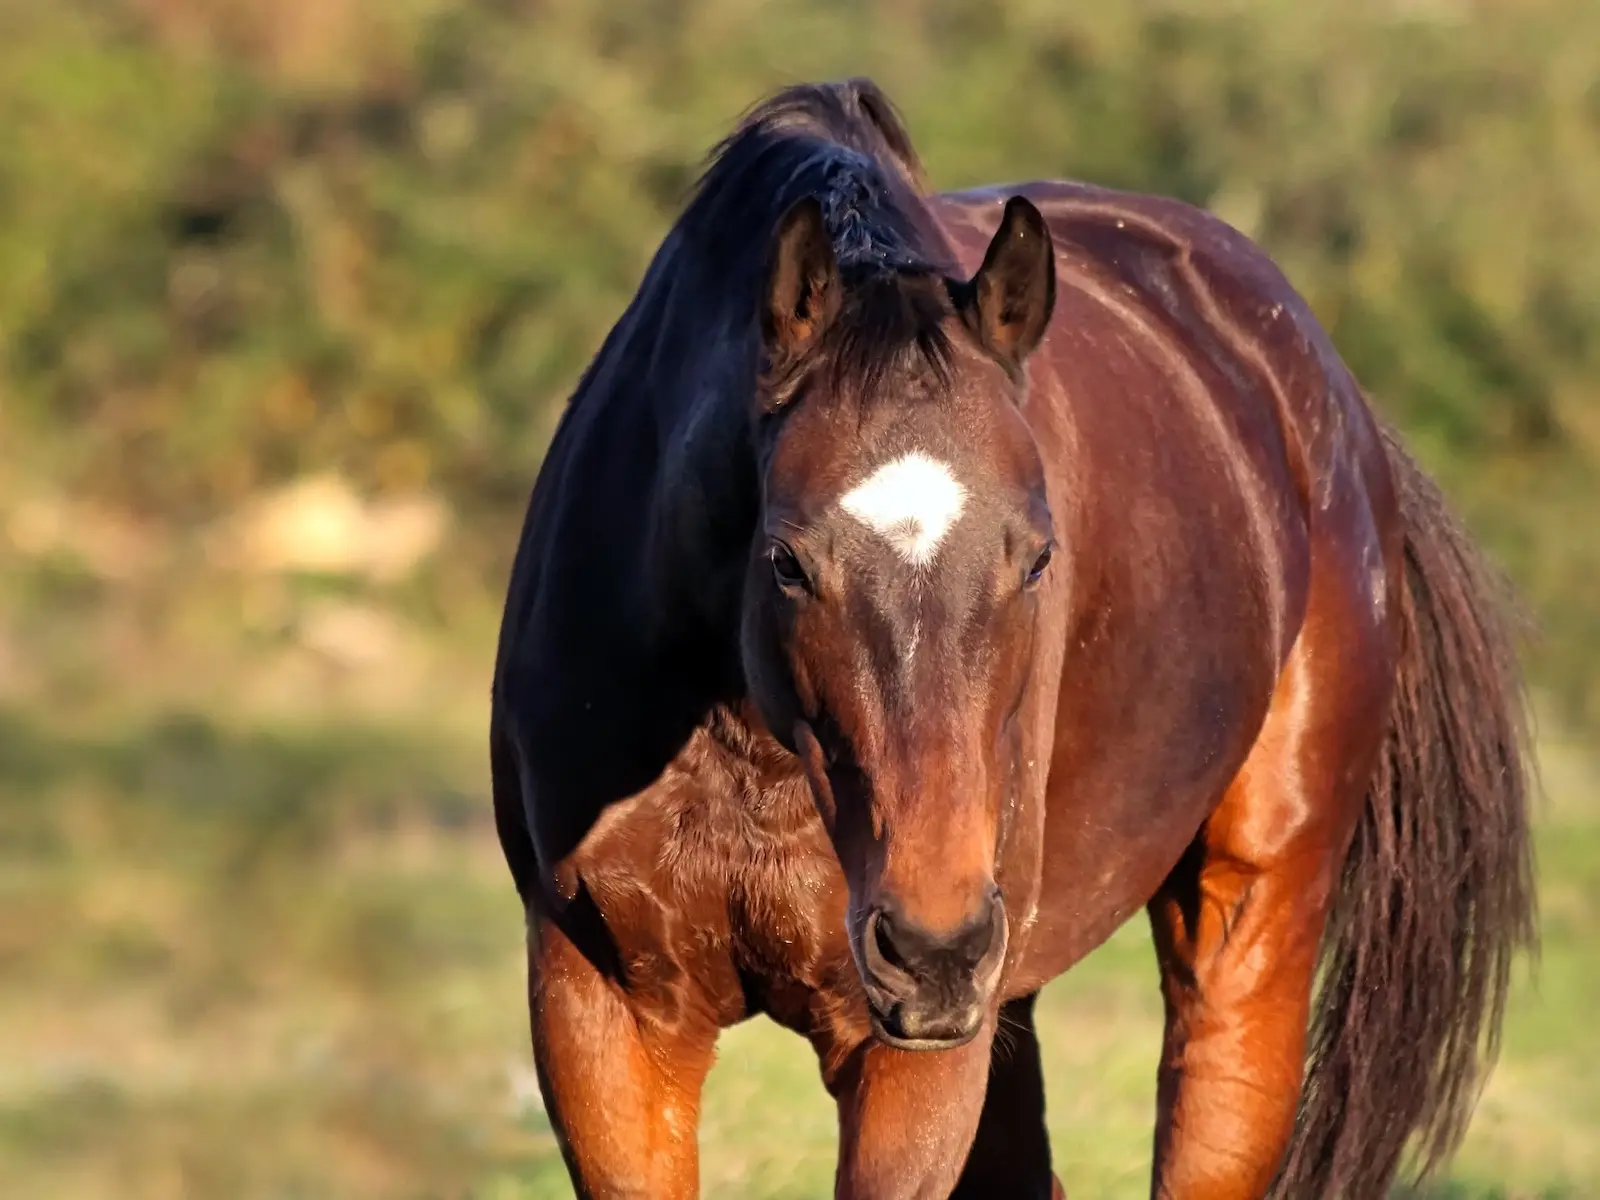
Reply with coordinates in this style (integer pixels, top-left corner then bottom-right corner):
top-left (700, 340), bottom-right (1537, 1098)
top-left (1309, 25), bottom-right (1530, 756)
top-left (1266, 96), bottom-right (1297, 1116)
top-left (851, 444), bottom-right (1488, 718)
top-left (2, 708), bottom-right (1594, 1198)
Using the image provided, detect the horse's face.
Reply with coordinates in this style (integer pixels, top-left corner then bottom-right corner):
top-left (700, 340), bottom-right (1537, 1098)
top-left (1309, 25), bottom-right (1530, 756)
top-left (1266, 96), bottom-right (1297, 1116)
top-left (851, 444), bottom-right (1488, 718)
top-left (742, 196), bottom-right (1057, 1049)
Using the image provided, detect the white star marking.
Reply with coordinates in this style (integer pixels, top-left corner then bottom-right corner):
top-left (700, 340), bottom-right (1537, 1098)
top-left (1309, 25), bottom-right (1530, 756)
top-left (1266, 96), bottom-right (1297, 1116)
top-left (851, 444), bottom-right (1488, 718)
top-left (838, 452), bottom-right (967, 568)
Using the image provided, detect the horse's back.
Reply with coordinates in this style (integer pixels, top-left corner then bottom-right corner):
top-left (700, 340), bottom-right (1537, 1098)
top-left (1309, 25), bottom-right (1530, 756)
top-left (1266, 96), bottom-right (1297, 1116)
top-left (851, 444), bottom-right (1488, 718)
top-left (937, 179), bottom-right (1386, 526)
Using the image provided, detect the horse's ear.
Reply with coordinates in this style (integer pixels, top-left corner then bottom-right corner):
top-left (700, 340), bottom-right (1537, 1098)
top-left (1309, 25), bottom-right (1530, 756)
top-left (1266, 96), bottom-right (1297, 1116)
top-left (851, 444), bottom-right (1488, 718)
top-left (762, 196), bottom-right (839, 375)
top-left (954, 195), bottom-right (1055, 372)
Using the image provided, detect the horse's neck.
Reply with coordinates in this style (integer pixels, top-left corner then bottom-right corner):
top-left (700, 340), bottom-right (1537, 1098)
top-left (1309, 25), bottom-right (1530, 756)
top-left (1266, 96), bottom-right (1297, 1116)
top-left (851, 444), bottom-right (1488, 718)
top-left (506, 250), bottom-right (763, 767)
top-left (634, 300), bottom-right (762, 650)
top-left (503, 377), bottom-right (754, 871)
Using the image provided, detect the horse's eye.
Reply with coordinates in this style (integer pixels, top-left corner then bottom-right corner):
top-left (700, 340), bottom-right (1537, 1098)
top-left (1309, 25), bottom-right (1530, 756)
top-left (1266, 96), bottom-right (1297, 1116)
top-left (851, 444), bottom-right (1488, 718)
top-left (770, 542), bottom-right (811, 595)
top-left (1025, 544), bottom-right (1053, 588)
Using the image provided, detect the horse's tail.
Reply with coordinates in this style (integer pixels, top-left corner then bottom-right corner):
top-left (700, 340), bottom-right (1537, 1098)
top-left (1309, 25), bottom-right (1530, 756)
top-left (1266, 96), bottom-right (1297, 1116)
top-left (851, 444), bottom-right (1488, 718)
top-left (1273, 426), bottom-right (1538, 1197)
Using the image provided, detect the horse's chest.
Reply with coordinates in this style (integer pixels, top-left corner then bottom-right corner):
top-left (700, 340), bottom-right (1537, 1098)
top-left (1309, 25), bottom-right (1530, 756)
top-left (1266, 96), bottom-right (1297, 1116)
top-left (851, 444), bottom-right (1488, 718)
top-left (673, 784), bottom-right (849, 978)
top-left (576, 771), bottom-right (854, 1025)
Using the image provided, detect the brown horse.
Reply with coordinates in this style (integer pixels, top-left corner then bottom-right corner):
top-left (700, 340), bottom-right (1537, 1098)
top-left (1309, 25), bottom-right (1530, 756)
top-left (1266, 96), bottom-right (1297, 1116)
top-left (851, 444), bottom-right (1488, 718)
top-left (491, 79), bottom-right (1535, 1199)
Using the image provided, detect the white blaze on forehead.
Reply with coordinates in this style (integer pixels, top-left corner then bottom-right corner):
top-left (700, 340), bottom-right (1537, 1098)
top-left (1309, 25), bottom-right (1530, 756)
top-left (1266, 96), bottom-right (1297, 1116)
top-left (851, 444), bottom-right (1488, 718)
top-left (838, 452), bottom-right (967, 567)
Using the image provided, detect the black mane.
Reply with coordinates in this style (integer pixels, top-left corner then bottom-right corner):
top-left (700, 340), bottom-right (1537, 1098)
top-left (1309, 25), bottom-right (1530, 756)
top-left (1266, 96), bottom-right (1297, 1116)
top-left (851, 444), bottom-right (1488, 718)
top-left (571, 78), bottom-right (958, 425)
top-left (687, 80), bottom-right (958, 398)
top-left (686, 78), bottom-right (942, 277)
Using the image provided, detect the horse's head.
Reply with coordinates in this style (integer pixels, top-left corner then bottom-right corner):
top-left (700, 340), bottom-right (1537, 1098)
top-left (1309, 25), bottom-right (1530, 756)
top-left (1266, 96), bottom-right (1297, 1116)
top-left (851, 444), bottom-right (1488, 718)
top-left (742, 194), bottom-right (1056, 1049)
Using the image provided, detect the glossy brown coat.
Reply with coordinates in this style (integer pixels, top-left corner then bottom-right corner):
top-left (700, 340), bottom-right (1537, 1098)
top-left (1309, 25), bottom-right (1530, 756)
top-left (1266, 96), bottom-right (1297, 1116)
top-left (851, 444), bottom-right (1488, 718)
top-left (491, 80), bottom-right (1535, 1199)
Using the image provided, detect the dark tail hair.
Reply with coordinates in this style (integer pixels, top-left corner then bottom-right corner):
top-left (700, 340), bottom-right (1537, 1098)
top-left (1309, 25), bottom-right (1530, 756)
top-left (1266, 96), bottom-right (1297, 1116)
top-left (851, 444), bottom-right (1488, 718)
top-left (1273, 426), bottom-right (1538, 1197)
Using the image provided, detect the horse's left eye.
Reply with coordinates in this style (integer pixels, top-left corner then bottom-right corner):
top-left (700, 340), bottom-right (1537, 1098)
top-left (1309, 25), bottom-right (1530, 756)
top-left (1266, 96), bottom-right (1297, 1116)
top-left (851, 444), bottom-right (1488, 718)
top-left (770, 541), bottom-right (811, 596)
top-left (1025, 544), bottom-right (1053, 588)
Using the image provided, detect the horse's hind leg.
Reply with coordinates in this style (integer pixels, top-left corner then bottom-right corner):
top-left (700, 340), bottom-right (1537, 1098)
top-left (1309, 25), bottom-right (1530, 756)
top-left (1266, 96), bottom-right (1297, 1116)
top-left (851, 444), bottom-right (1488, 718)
top-left (949, 993), bottom-right (1066, 1199)
top-left (527, 912), bottom-right (715, 1200)
top-left (1145, 548), bottom-right (1392, 1198)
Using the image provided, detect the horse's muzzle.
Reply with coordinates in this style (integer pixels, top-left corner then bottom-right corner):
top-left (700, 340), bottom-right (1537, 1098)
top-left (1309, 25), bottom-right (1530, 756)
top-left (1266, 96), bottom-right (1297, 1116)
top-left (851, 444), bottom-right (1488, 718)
top-left (858, 886), bottom-right (1007, 1050)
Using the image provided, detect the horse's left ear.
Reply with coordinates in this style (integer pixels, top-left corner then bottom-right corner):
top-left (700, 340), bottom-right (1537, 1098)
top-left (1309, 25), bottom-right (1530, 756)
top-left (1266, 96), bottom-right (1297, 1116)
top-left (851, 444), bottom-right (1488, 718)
top-left (954, 195), bottom-right (1056, 372)
top-left (762, 196), bottom-right (840, 378)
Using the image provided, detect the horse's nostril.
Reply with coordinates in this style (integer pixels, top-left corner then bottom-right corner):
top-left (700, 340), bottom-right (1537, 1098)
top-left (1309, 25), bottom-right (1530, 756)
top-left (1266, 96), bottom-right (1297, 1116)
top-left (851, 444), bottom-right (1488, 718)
top-left (957, 898), bottom-right (999, 963)
top-left (865, 891), bottom-right (1005, 987)
top-left (873, 909), bottom-right (911, 974)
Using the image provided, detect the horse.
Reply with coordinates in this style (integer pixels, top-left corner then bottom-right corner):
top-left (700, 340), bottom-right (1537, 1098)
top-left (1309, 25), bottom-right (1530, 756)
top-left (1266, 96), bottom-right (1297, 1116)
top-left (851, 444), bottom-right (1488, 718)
top-left (490, 78), bottom-right (1536, 1199)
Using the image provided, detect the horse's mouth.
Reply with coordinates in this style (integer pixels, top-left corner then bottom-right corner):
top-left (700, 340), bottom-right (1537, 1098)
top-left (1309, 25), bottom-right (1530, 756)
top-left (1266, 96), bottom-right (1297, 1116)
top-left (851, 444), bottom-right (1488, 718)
top-left (867, 1005), bottom-right (984, 1052)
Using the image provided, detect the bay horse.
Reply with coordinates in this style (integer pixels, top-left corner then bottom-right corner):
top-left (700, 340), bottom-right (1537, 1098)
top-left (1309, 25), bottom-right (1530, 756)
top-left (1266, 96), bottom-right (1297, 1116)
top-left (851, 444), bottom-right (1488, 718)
top-left (491, 79), bottom-right (1535, 1199)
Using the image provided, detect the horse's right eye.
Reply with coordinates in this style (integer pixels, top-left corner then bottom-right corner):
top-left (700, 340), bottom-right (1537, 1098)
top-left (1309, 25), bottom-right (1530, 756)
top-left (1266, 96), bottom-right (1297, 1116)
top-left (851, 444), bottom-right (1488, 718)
top-left (770, 542), bottom-right (811, 595)
top-left (1025, 543), bottom-right (1054, 588)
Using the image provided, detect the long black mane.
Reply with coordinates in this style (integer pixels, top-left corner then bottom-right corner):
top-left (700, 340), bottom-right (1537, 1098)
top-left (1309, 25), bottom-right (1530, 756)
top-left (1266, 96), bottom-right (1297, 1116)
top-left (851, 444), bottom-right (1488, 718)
top-left (687, 79), bottom-right (941, 277)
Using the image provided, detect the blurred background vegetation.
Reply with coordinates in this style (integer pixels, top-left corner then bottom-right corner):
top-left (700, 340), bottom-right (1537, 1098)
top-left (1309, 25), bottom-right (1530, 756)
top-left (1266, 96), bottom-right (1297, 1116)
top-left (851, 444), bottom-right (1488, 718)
top-left (1, 0), bottom-right (1596, 1196)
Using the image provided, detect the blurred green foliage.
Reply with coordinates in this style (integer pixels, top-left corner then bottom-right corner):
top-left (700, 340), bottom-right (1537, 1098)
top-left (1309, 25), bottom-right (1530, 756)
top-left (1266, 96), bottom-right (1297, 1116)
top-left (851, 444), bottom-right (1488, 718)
top-left (1, 0), bottom-right (1597, 720)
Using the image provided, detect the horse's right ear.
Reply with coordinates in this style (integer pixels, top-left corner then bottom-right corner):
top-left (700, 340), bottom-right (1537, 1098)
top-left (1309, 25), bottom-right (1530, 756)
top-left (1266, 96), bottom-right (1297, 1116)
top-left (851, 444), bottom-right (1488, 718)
top-left (953, 195), bottom-right (1055, 376)
top-left (761, 196), bottom-right (839, 379)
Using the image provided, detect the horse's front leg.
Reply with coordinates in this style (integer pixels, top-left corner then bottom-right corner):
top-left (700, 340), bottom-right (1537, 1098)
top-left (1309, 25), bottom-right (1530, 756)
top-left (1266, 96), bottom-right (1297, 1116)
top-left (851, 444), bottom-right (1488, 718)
top-left (830, 1023), bottom-right (996, 1200)
top-left (527, 910), bottom-right (716, 1200)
